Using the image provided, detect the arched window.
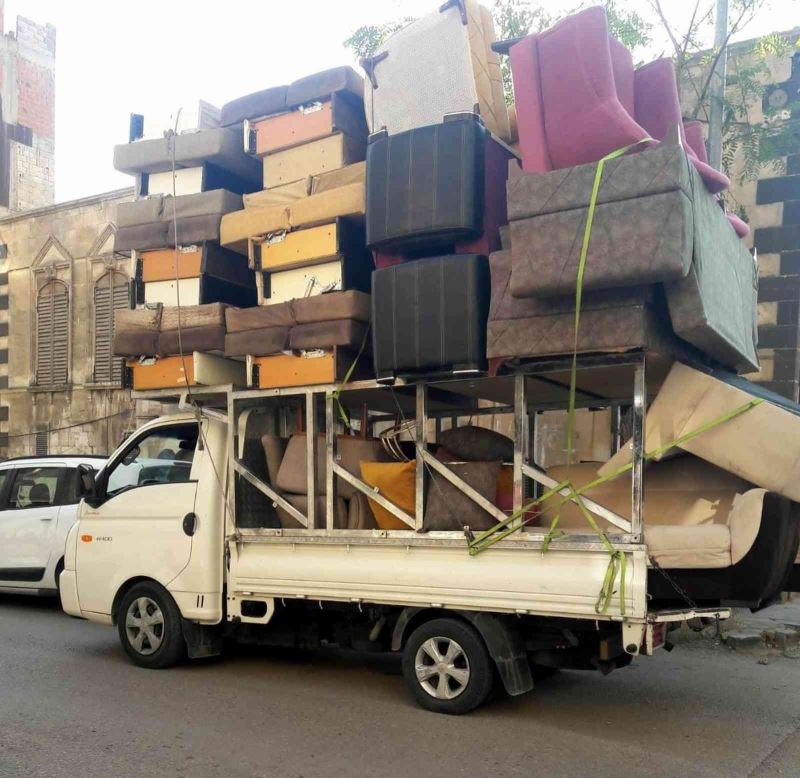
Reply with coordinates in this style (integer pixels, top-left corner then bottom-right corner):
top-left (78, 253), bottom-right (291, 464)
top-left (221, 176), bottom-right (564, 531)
top-left (94, 271), bottom-right (130, 384)
top-left (36, 279), bottom-right (69, 385)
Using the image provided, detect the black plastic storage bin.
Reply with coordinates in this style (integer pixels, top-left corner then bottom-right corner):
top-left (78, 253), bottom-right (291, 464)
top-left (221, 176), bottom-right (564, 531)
top-left (366, 113), bottom-right (486, 253)
top-left (371, 254), bottom-right (490, 383)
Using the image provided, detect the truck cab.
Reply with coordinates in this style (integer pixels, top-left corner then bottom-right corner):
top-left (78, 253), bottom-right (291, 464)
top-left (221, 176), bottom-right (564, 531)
top-left (60, 413), bottom-right (226, 634)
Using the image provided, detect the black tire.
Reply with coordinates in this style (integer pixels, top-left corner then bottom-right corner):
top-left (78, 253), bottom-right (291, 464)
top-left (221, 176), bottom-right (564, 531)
top-left (117, 582), bottom-right (186, 669)
top-left (401, 618), bottom-right (494, 714)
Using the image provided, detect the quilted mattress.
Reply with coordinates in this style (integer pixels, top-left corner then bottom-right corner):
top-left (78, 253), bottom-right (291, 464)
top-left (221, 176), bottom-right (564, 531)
top-left (506, 142), bottom-right (692, 222)
top-left (114, 128), bottom-right (261, 185)
top-left (510, 188), bottom-right (694, 297)
top-left (665, 165), bottom-right (759, 373)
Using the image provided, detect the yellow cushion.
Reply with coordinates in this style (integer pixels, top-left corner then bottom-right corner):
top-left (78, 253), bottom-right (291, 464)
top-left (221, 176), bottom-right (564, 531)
top-left (360, 460), bottom-right (416, 530)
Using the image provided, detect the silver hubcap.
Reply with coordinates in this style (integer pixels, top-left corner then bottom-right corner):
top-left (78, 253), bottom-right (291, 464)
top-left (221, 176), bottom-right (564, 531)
top-left (415, 637), bottom-right (470, 700)
top-left (125, 597), bottom-right (165, 656)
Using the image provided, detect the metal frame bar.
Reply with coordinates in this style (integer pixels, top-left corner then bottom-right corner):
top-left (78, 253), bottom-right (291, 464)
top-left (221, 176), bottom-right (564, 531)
top-left (305, 390), bottom-right (317, 530)
top-left (232, 457), bottom-right (308, 527)
top-left (415, 384), bottom-right (426, 531)
top-left (421, 450), bottom-right (509, 525)
top-left (332, 463), bottom-right (416, 529)
top-left (631, 359), bottom-right (646, 540)
top-left (228, 351), bottom-right (649, 546)
top-left (521, 463), bottom-right (632, 533)
top-left (325, 394), bottom-right (336, 533)
top-left (513, 375), bottom-right (526, 516)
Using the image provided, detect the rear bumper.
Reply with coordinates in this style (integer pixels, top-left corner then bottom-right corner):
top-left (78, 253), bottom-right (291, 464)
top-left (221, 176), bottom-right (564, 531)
top-left (58, 570), bottom-right (82, 618)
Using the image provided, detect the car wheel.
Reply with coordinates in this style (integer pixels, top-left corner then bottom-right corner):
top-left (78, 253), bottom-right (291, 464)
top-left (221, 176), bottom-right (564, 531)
top-left (401, 618), bottom-right (494, 715)
top-left (117, 582), bottom-right (186, 669)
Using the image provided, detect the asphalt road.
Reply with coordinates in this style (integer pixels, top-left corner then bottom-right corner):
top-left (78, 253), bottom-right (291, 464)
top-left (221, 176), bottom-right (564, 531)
top-left (1, 595), bottom-right (799, 778)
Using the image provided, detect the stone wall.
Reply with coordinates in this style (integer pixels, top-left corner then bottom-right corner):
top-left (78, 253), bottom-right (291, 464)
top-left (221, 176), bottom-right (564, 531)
top-left (0, 188), bottom-right (137, 458)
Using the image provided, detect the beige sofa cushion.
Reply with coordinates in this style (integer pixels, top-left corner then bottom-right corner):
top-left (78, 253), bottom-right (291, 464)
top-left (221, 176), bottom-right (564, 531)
top-left (643, 524), bottom-right (731, 569)
top-left (547, 456), bottom-right (751, 530)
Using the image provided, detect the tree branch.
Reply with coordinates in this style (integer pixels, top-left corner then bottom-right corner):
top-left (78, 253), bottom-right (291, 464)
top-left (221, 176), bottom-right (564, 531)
top-left (690, 0), bottom-right (761, 119)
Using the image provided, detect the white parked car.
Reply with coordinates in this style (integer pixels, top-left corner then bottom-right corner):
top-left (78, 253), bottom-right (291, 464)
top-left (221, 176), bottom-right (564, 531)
top-left (0, 455), bottom-right (107, 596)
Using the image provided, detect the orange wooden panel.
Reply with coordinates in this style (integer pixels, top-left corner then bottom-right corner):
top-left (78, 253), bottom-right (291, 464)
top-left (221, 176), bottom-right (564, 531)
top-left (127, 356), bottom-right (195, 390)
top-left (254, 103), bottom-right (334, 156)
top-left (140, 248), bottom-right (203, 283)
top-left (255, 352), bottom-right (336, 389)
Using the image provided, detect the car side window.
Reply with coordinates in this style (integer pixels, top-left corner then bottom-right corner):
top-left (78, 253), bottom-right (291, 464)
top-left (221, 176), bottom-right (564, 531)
top-left (105, 424), bottom-right (199, 497)
top-left (6, 467), bottom-right (66, 510)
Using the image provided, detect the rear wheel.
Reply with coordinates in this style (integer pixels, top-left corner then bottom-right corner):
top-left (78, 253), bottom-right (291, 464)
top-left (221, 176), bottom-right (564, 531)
top-left (401, 618), bottom-right (494, 714)
top-left (117, 582), bottom-right (186, 669)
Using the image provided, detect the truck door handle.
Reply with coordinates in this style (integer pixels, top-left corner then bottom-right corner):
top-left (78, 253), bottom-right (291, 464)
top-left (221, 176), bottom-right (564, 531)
top-left (39, 517), bottom-right (53, 522)
top-left (182, 513), bottom-right (198, 537)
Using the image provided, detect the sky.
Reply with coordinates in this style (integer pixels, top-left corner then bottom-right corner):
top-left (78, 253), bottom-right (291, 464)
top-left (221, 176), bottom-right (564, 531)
top-left (4, 0), bottom-right (799, 203)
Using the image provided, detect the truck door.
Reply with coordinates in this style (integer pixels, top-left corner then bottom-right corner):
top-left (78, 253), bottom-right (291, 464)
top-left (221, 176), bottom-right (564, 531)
top-left (75, 421), bottom-right (199, 616)
top-left (0, 465), bottom-right (65, 585)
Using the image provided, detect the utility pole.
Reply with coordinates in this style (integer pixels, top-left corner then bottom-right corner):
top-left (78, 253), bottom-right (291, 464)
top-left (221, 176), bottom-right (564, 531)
top-left (708, 0), bottom-right (729, 170)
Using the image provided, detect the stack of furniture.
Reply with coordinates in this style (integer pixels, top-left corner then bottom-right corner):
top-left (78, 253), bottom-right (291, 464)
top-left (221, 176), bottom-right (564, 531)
top-left (112, 104), bottom-right (260, 388)
top-left (218, 68), bottom-right (374, 388)
top-left (483, 6), bottom-right (757, 375)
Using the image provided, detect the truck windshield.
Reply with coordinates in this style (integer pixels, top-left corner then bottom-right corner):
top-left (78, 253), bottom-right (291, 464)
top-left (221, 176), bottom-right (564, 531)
top-left (105, 424), bottom-right (198, 496)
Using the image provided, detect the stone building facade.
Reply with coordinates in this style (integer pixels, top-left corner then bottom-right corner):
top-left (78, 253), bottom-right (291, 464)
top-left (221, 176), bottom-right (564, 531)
top-left (0, 188), bottom-right (136, 459)
top-left (0, 2), bottom-right (56, 214)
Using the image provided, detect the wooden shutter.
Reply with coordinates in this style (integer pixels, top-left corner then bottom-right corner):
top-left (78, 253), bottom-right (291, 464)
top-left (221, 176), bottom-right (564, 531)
top-left (36, 282), bottom-right (69, 386)
top-left (35, 431), bottom-right (49, 456)
top-left (94, 275), bottom-right (130, 384)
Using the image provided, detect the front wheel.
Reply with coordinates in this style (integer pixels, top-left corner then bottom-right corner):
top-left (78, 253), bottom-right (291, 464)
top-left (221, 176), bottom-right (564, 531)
top-left (401, 618), bottom-right (494, 714)
top-left (117, 582), bottom-right (186, 669)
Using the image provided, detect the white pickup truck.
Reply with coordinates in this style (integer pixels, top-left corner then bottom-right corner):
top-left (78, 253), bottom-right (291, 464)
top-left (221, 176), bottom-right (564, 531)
top-left (61, 358), bottom-right (798, 714)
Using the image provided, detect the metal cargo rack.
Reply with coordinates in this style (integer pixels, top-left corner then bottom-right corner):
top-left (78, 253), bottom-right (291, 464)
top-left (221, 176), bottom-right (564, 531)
top-left (227, 350), bottom-right (671, 553)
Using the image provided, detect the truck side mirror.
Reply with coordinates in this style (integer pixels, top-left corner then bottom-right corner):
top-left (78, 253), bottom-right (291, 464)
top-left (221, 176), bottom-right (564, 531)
top-left (77, 464), bottom-right (97, 498)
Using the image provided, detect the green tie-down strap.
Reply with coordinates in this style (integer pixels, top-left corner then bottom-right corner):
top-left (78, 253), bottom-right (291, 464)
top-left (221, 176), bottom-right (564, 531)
top-left (565, 138), bottom-right (654, 466)
top-left (467, 397), bottom-right (764, 615)
top-left (332, 324), bottom-right (372, 430)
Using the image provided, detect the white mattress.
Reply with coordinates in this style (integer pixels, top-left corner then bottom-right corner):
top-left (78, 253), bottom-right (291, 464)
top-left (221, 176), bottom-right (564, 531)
top-left (147, 167), bottom-right (205, 197)
top-left (144, 277), bottom-right (201, 307)
top-left (265, 261), bottom-right (343, 305)
top-left (141, 100), bottom-right (221, 141)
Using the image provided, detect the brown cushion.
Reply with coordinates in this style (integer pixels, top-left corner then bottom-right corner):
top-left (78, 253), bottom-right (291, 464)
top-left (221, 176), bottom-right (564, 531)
top-left (113, 330), bottom-right (158, 358)
top-left (276, 433), bottom-right (389, 500)
top-left (347, 491), bottom-right (378, 530)
top-left (292, 290), bottom-right (370, 324)
top-left (158, 325), bottom-right (226, 356)
top-left (226, 302), bottom-right (296, 332)
top-left (288, 319), bottom-right (368, 351)
top-left (114, 222), bottom-right (169, 252)
top-left (360, 460), bottom-right (415, 531)
top-left (438, 425), bottom-right (513, 463)
top-left (281, 494), bottom-right (348, 530)
top-left (161, 302), bottom-right (227, 331)
top-left (226, 327), bottom-right (290, 357)
top-left (424, 461), bottom-right (502, 532)
top-left (115, 307), bottom-right (161, 331)
top-left (261, 434), bottom-right (288, 488)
